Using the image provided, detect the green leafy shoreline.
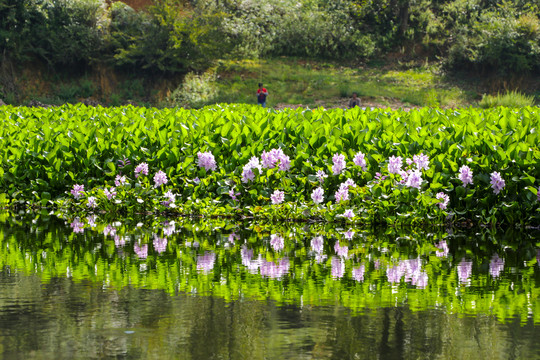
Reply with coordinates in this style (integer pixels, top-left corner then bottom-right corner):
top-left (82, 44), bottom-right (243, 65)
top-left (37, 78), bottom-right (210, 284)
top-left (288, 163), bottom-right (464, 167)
top-left (1, 104), bottom-right (539, 226)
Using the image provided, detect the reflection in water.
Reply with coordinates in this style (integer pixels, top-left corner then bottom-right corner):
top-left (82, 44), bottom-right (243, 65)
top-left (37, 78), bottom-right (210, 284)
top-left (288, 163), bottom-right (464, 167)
top-left (0, 213), bottom-right (539, 358)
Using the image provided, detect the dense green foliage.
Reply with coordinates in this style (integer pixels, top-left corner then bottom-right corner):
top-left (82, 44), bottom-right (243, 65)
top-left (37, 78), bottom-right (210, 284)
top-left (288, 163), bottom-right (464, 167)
top-left (1, 213), bottom-right (539, 324)
top-left (1, 0), bottom-right (539, 81)
top-left (1, 104), bottom-right (539, 225)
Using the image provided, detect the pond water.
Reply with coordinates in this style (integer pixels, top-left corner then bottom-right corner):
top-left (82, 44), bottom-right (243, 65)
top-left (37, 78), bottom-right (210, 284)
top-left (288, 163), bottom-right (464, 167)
top-left (0, 213), bottom-right (539, 359)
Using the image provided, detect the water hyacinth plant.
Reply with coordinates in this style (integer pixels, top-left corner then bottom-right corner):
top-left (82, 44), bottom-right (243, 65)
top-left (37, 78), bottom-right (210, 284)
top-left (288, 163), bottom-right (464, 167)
top-left (0, 104), bottom-right (539, 226)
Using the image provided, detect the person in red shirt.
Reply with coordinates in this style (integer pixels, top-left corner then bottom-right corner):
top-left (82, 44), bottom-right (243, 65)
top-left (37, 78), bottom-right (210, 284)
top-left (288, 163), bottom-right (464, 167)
top-left (257, 83), bottom-right (268, 107)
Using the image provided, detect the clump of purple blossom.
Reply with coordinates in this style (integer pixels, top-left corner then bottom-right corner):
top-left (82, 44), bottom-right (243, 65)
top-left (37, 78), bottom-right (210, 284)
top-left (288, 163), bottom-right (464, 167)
top-left (343, 209), bottom-right (354, 219)
top-left (332, 153), bottom-right (346, 175)
top-left (270, 189), bottom-right (285, 205)
top-left (104, 187), bottom-right (116, 200)
top-left (71, 184), bottom-right (85, 199)
top-left (134, 162), bottom-right (149, 178)
top-left (162, 190), bottom-right (176, 207)
top-left (70, 218), bottom-right (84, 233)
top-left (242, 156), bottom-right (261, 183)
top-left (153, 170), bottom-right (168, 188)
top-left (229, 187), bottom-right (240, 201)
top-left (134, 243), bottom-right (148, 259)
top-left (490, 171), bottom-right (505, 194)
top-left (261, 148), bottom-right (290, 171)
top-left (405, 169), bottom-right (423, 189)
top-left (388, 155), bottom-right (402, 174)
top-left (413, 153), bottom-right (430, 171)
top-left (316, 170), bottom-right (328, 183)
top-left (197, 151), bottom-right (217, 171)
top-left (353, 151), bottom-right (367, 171)
top-left (458, 165), bottom-right (473, 187)
top-left (311, 187), bottom-right (324, 204)
top-left (87, 196), bottom-right (97, 208)
top-left (115, 175), bottom-right (127, 187)
top-left (436, 192), bottom-right (450, 210)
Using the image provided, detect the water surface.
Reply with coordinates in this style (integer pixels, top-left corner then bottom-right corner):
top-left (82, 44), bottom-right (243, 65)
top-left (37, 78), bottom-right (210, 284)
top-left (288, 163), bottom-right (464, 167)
top-left (1, 214), bottom-right (539, 359)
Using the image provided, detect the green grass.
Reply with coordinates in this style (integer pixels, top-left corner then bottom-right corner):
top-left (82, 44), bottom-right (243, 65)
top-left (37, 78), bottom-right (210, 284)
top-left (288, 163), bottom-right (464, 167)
top-left (209, 58), bottom-right (476, 109)
top-left (478, 90), bottom-right (536, 108)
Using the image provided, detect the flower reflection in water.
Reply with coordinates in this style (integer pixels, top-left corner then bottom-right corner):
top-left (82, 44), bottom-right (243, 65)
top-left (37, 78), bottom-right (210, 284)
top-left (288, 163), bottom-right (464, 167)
top-left (489, 254), bottom-right (505, 278)
top-left (331, 257), bottom-right (345, 278)
top-left (197, 252), bottom-right (216, 273)
top-left (457, 259), bottom-right (473, 285)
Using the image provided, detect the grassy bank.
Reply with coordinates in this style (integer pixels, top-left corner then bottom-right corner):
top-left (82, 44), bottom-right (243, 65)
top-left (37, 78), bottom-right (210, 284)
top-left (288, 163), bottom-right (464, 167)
top-left (6, 58), bottom-right (539, 109)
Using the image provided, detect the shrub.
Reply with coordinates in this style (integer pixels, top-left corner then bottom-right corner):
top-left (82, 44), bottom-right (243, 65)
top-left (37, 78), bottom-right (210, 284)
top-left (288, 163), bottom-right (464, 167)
top-left (168, 71), bottom-right (218, 108)
top-left (478, 91), bottom-right (535, 108)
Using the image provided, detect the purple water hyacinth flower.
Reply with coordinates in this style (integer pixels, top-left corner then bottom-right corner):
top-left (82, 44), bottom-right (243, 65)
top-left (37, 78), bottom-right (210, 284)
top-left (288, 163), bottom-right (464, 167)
top-left (270, 234), bottom-right (284, 251)
top-left (104, 187), bottom-right (116, 200)
top-left (490, 171), bottom-right (505, 194)
top-left (332, 153), bottom-right (346, 175)
top-left (406, 158), bottom-right (414, 166)
top-left (388, 155), bottom-right (402, 174)
top-left (118, 156), bottom-right (130, 169)
top-left (197, 252), bottom-right (216, 273)
top-left (457, 259), bottom-right (473, 284)
top-left (342, 178), bottom-right (356, 190)
top-left (316, 170), bottom-right (328, 183)
top-left (153, 170), bottom-right (168, 188)
top-left (311, 236), bottom-right (324, 254)
top-left (260, 258), bottom-right (290, 279)
top-left (70, 218), bottom-right (84, 233)
top-left (153, 235), bottom-right (168, 253)
top-left (436, 192), bottom-right (450, 210)
top-left (331, 257), bottom-right (345, 278)
top-left (311, 187), bottom-right (324, 204)
top-left (193, 177), bottom-right (200, 184)
top-left (458, 165), bottom-right (473, 187)
top-left (87, 196), bottom-right (97, 208)
top-left (413, 153), bottom-right (430, 171)
top-left (261, 148), bottom-right (290, 171)
top-left (335, 188), bottom-right (349, 203)
top-left (134, 162), bottom-right (149, 178)
top-left (242, 156), bottom-right (261, 183)
top-left (71, 184), bottom-right (85, 199)
top-left (353, 151), bottom-right (367, 171)
top-left (197, 151), bottom-right (217, 171)
top-left (270, 189), bottom-right (285, 205)
top-left (343, 209), bottom-right (354, 219)
top-left (86, 215), bottom-right (97, 228)
top-left (435, 240), bottom-right (449, 257)
top-left (374, 172), bottom-right (387, 183)
top-left (115, 175), bottom-right (127, 187)
top-left (134, 243), bottom-right (148, 259)
top-left (162, 190), bottom-right (176, 207)
top-left (352, 265), bottom-right (365, 282)
top-left (344, 229), bottom-right (355, 240)
top-left (334, 242), bottom-right (349, 258)
top-left (489, 254), bottom-right (505, 278)
top-left (103, 224), bottom-right (117, 237)
top-left (405, 169), bottom-right (423, 189)
top-left (229, 188), bottom-right (240, 201)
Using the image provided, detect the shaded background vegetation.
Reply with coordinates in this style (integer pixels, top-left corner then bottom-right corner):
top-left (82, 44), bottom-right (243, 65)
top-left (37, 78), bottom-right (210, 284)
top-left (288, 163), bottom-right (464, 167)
top-left (0, 0), bottom-right (539, 106)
